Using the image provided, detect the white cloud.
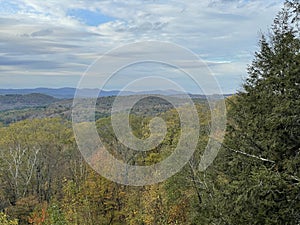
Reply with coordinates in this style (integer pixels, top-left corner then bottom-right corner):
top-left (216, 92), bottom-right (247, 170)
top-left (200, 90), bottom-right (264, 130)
top-left (0, 0), bottom-right (285, 92)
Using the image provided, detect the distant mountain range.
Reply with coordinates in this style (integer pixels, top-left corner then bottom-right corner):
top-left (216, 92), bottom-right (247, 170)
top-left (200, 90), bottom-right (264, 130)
top-left (0, 88), bottom-right (232, 99)
top-left (0, 88), bottom-right (192, 99)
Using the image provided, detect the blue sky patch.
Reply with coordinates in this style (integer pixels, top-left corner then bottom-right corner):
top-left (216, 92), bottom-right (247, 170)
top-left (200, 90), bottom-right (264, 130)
top-left (0, 1), bottom-right (20, 14)
top-left (67, 9), bottom-right (114, 26)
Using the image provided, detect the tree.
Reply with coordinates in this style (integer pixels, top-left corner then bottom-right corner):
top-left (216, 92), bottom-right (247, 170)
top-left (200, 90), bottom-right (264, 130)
top-left (209, 1), bottom-right (300, 224)
top-left (0, 118), bottom-right (76, 224)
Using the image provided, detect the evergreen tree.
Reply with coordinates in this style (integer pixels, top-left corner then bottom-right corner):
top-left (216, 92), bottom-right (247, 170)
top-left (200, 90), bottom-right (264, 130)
top-left (211, 1), bottom-right (300, 224)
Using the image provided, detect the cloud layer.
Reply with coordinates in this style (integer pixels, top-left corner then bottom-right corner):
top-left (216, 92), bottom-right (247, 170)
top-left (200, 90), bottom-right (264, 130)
top-left (0, 0), bottom-right (285, 93)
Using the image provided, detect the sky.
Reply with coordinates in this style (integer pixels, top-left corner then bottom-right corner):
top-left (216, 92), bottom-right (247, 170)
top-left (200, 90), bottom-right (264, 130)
top-left (0, 0), bottom-right (285, 94)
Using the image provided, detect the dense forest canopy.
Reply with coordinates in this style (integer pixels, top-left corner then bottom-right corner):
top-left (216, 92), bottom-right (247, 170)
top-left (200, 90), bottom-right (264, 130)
top-left (0, 0), bottom-right (299, 224)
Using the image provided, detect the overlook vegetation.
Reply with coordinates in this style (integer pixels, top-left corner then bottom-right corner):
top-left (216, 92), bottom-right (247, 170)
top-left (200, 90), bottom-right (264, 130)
top-left (0, 1), bottom-right (299, 224)
top-left (0, 93), bottom-right (59, 111)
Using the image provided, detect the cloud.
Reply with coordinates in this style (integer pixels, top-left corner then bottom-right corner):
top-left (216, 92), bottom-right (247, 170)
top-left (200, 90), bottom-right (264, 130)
top-left (31, 29), bottom-right (54, 37)
top-left (0, 0), bottom-right (285, 92)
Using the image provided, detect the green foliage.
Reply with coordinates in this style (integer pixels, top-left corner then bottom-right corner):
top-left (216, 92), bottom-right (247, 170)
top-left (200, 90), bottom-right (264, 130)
top-left (206, 1), bottom-right (300, 224)
top-left (44, 203), bottom-right (67, 225)
top-left (0, 93), bottom-right (58, 111)
top-left (1, 4), bottom-right (299, 221)
top-left (0, 96), bottom-right (213, 224)
top-left (0, 118), bottom-right (77, 223)
top-left (0, 212), bottom-right (18, 225)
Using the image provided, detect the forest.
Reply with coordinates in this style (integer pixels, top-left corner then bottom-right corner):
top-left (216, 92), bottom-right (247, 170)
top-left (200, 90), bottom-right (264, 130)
top-left (0, 1), bottom-right (299, 224)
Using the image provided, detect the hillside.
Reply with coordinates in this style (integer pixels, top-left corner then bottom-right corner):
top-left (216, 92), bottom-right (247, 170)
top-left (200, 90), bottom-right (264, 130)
top-left (0, 95), bottom-right (208, 125)
top-left (0, 93), bottom-right (60, 111)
